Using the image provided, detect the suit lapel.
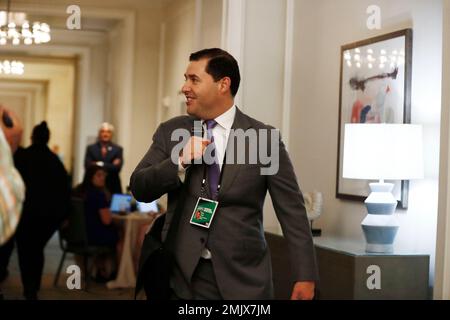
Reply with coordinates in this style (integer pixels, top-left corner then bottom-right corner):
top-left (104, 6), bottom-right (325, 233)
top-left (218, 107), bottom-right (252, 199)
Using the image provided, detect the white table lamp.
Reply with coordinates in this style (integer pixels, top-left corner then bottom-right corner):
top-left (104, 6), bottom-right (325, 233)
top-left (343, 123), bottom-right (424, 253)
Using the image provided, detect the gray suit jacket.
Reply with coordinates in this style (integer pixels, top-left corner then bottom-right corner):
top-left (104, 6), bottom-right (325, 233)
top-left (130, 108), bottom-right (318, 299)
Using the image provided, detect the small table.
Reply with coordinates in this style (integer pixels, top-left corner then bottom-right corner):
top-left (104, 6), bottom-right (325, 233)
top-left (106, 212), bottom-right (155, 289)
top-left (314, 237), bottom-right (430, 299)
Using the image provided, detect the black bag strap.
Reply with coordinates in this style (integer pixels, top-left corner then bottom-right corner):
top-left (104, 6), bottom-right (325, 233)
top-left (163, 167), bottom-right (192, 251)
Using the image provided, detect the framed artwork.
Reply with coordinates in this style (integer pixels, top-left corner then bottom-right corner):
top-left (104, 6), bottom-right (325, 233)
top-left (336, 29), bottom-right (413, 208)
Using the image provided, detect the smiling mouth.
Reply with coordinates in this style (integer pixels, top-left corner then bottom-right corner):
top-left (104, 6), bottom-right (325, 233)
top-left (186, 97), bottom-right (195, 104)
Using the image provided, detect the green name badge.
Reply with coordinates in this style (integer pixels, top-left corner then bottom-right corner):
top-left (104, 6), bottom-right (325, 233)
top-left (190, 197), bottom-right (219, 229)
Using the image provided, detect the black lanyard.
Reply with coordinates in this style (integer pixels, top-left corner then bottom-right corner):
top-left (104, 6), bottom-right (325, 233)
top-left (193, 121), bottom-right (227, 197)
top-left (200, 151), bottom-right (227, 197)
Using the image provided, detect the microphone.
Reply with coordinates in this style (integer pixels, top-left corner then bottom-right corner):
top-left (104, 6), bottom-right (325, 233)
top-left (187, 120), bottom-right (205, 167)
top-left (191, 120), bottom-right (203, 137)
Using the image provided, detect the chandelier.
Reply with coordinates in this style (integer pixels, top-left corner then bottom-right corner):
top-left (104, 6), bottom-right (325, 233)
top-left (0, 0), bottom-right (51, 45)
top-left (0, 60), bottom-right (24, 75)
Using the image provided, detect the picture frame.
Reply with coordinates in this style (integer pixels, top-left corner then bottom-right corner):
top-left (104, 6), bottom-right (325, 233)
top-left (336, 29), bottom-right (413, 208)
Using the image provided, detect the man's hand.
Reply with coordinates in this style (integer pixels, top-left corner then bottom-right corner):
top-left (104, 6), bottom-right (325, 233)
top-left (290, 281), bottom-right (315, 300)
top-left (113, 158), bottom-right (121, 166)
top-left (179, 136), bottom-right (210, 168)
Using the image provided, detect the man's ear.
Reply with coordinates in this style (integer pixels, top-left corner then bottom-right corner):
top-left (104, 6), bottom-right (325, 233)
top-left (218, 77), bottom-right (231, 94)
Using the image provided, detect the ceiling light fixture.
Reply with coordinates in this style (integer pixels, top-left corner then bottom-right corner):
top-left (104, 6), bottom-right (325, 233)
top-left (0, 59), bottom-right (24, 75)
top-left (0, 0), bottom-right (51, 45)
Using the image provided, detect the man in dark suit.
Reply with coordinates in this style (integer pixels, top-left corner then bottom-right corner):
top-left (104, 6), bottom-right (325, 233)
top-left (131, 48), bottom-right (318, 300)
top-left (84, 123), bottom-right (123, 194)
top-left (15, 121), bottom-right (70, 300)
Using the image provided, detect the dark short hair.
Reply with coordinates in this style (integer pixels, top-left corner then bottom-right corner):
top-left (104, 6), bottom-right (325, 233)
top-left (32, 121), bottom-right (50, 145)
top-left (189, 48), bottom-right (241, 97)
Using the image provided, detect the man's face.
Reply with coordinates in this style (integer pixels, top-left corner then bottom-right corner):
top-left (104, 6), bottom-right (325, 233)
top-left (99, 128), bottom-right (112, 143)
top-left (181, 58), bottom-right (221, 119)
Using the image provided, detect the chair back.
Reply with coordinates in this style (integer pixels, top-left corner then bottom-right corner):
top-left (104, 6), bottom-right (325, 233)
top-left (60, 197), bottom-right (89, 247)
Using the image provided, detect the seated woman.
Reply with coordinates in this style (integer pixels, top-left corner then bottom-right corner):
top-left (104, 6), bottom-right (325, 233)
top-left (74, 165), bottom-right (121, 282)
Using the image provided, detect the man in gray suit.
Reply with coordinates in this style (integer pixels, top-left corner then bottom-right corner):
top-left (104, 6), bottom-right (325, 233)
top-left (84, 122), bottom-right (123, 195)
top-left (130, 48), bottom-right (318, 300)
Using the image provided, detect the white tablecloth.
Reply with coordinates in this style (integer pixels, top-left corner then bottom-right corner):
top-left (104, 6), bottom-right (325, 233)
top-left (106, 212), bottom-right (155, 289)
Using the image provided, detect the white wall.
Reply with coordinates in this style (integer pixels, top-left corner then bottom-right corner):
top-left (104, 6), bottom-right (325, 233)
top-left (86, 45), bottom-right (108, 143)
top-left (435, 0), bottom-right (450, 300)
top-left (241, 0), bottom-right (286, 127)
top-left (199, 0), bottom-right (223, 49)
top-left (108, 20), bottom-right (129, 152)
top-left (159, 0), bottom-right (196, 123)
top-left (126, 8), bottom-right (162, 189)
top-left (239, 0), bottom-right (289, 233)
top-left (291, 0), bottom-right (443, 289)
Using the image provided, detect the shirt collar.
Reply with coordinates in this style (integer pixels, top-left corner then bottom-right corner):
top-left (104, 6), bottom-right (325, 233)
top-left (212, 105), bottom-right (236, 130)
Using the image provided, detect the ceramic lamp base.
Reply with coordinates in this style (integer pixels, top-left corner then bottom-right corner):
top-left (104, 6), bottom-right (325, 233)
top-left (362, 182), bottom-right (399, 253)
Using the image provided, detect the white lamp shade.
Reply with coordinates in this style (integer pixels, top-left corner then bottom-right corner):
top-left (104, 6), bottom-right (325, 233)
top-left (343, 123), bottom-right (424, 180)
